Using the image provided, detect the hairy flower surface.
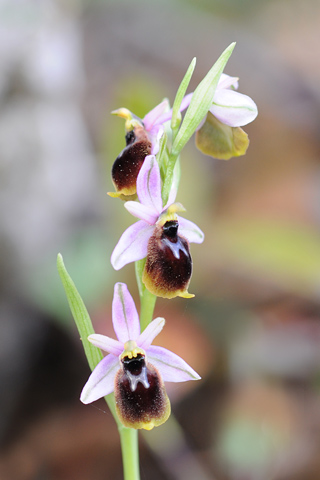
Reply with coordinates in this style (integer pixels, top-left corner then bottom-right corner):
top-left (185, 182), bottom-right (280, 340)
top-left (110, 122), bottom-right (152, 199)
top-left (80, 283), bottom-right (200, 429)
top-left (111, 155), bottom-right (204, 298)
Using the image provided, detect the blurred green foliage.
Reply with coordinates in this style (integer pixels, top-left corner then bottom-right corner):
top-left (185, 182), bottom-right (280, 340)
top-left (28, 227), bottom-right (114, 325)
top-left (214, 220), bottom-right (320, 297)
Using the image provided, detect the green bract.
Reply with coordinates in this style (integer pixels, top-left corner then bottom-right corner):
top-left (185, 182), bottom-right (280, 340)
top-left (57, 253), bottom-right (101, 371)
top-left (171, 57), bottom-right (196, 136)
top-left (172, 42), bottom-right (236, 156)
top-left (57, 253), bottom-right (121, 424)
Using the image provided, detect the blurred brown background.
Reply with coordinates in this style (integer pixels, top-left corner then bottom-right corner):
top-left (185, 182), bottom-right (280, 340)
top-left (1, 0), bottom-right (320, 479)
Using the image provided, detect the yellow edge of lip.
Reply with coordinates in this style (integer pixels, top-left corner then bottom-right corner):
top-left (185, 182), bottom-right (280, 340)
top-left (107, 191), bottom-right (122, 198)
top-left (179, 291), bottom-right (195, 299)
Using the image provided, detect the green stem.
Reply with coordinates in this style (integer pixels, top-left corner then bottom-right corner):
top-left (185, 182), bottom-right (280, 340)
top-left (135, 259), bottom-right (157, 331)
top-left (106, 394), bottom-right (140, 480)
top-left (135, 258), bottom-right (146, 298)
top-left (140, 287), bottom-right (157, 331)
top-left (119, 427), bottom-right (140, 480)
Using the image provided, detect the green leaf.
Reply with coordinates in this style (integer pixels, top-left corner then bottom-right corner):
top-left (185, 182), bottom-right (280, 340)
top-left (171, 57), bottom-right (196, 134)
top-left (57, 253), bottom-right (102, 371)
top-left (172, 42), bottom-right (236, 156)
top-left (57, 253), bottom-right (126, 428)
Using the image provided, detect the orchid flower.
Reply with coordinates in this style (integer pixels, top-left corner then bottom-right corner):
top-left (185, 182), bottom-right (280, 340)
top-left (113, 96), bottom-right (190, 155)
top-left (111, 155), bottom-right (204, 298)
top-left (80, 283), bottom-right (200, 430)
top-left (178, 73), bottom-right (257, 160)
top-left (109, 98), bottom-right (189, 199)
top-left (194, 73), bottom-right (257, 159)
top-left (182, 73), bottom-right (257, 129)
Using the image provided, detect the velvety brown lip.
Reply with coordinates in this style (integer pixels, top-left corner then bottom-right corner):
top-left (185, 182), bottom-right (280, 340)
top-left (142, 220), bottom-right (193, 299)
top-left (111, 125), bottom-right (151, 196)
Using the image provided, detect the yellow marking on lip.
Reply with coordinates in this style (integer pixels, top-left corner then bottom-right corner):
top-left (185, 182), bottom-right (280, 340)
top-left (157, 202), bottom-right (186, 226)
top-left (121, 341), bottom-right (145, 360)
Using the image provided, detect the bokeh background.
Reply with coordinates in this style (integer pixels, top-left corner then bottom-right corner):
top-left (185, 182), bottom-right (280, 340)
top-left (1, 0), bottom-right (320, 479)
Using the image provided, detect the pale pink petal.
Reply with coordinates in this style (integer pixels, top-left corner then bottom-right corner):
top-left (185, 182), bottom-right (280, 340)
top-left (112, 283), bottom-right (140, 343)
top-left (155, 92), bottom-right (193, 126)
top-left (179, 92), bottom-right (193, 112)
top-left (164, 162), bottom-right (180, 208)
top-left (143, 99), bottom-right (170, 130)
top-left (147, 345), bottom-right (201, 382)
top-left (80, 354), bottom-right (119, 404)
top-left (217, 73), bottom-right (239, 90)
top-left (125, 201), bottom-right (158, 225)
top-left (165, 185), bottom-right (178, 208)
top-left (88, 334), bottom-right (123, 356)
top-left (137, 317), bottom-right (165, 350)
top-left (111, 221), bottom-right (153, 270)
top-left (136, 155), bottom-right (163, 214)
top-left (152, 111), bottom-right (172, 126)
top-left (149, 125), bottom-right (164, 155)
top-left (211, 89), bottom-right (258, 127)
top-left (178, 216), bottom-right (205, 244)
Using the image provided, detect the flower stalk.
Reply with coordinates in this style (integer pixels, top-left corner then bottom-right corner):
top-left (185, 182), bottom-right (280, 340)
top-left (135, 259), bottom-right (157, 331)
top-left (119, 427), bottom-right (140, 480)
top-left (139, 280), bottom-right (157, 332)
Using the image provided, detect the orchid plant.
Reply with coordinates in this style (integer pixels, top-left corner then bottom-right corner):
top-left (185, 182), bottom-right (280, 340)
top-left (58, 42), bottom-right (258, 480)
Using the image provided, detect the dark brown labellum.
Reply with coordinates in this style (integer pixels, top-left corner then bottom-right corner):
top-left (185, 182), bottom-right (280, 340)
top-left (115, 354), bottom-right (170, 430)
top-left (111, 124), bottom-right (151, 197)
top-left (125, 130), bottom-right (136, 146)
top-left (142, 220), bottom-right (193, 298)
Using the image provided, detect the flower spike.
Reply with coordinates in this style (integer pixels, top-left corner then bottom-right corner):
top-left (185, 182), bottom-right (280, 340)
top-left (80, 283), bottom-right (200, 430)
